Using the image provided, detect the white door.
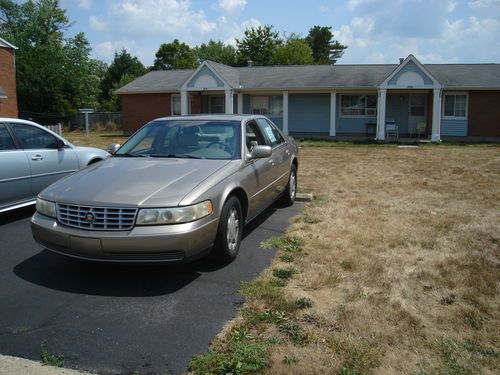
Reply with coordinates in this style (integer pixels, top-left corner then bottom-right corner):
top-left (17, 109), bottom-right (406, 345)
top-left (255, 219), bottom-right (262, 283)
top-left (408, 95), bottom-right (427, 136)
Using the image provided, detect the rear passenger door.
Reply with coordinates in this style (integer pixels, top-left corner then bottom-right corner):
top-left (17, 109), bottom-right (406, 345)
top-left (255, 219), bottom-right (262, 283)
top-left (0, 123), bottom-right (32, 209)
top-left (8, 123), bottom-right (79, 196)
top-left (256, 118), bottom-right (290, 199)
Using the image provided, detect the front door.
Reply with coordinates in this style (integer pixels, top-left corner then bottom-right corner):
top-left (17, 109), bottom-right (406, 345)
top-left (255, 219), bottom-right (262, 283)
top-left (408, 95), bottom-right (427, 136)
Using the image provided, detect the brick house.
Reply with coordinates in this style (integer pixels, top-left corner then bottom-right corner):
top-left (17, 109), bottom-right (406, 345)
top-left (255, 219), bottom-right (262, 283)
top-left (0, 38), bottom-right (18, 118)
top-left (116, 55), bottom-right (500, 141)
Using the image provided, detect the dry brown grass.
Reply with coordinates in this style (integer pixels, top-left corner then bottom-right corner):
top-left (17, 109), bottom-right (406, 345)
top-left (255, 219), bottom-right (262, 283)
top-left (62, 130), bottom-right (128, 150)
top-left (193, 144), bottom-right (499, 375)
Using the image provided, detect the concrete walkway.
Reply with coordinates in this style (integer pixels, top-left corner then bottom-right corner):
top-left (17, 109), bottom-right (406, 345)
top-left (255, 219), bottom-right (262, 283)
top-left (0, 355), bottom-right (91, 375)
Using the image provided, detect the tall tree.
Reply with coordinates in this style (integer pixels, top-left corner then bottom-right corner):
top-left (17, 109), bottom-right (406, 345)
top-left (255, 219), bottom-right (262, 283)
top-left (305, 26), bottom-right (347, 64)
top-left (273, 37), bottom-right (313, 65)
top-left (0, 0), bottom-right (102, 119)
top-left (194, 40), bottom-right (237, 66)
top-left (153, 39), bottom-right (198, 70)
top-left (236, 25), bottom-right (281, 66)
top-left (100, 48), bottom-right (145, 109)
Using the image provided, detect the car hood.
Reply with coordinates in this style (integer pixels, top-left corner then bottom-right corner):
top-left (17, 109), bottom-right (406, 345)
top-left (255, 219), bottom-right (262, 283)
top-left (40, 157), bottom-right (232, 207)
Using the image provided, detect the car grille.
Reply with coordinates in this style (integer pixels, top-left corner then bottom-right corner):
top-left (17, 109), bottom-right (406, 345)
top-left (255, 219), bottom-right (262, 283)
top-left (56, 204), bottom-right (138, 231)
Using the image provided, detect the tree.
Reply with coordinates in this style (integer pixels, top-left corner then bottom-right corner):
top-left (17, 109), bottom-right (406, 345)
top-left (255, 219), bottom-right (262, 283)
top-left (305, 26), bottom-right (347, 64)
top-left (194, 40), bottom-right (237, 66)
top-left (0, 0), bottom-right (102, 120)
top-left (273, 37), bottom-right (313, 65)
top-left (236, 25), bottom-right (281, 66)
top-left (100, 48), bottom-right (145, 109)
top-left (153, 39), bottom-right (198, 70)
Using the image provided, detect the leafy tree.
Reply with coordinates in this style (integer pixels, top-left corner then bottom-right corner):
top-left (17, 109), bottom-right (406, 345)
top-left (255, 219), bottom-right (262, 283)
top-left (305, 26), bottom-right (347, 64)
top-left (0, 0), bottom-right (101, 119)
top-left (153, 39), bottom-right (198, 70)
top-left (273, 37), bottom-right (313, 65)
top-left (100, 48), bottom-right (145, 109)
top-left (236, 25), bottom-right (281, 66)
top-left (194, 40), bottom-right (237, 66)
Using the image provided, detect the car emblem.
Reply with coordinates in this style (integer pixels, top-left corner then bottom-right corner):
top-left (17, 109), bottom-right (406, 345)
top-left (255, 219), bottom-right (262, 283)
top-left (85, 211), bottom-right (96, 223)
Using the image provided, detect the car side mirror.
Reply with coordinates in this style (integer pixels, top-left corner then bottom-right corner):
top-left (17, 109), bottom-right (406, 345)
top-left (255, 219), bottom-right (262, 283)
top-left (106, 143), bottom-right (121, 155)
top-left (249, 145), bottom-right (272, 159)
top-left (55, 138), bottom-right (66, 149)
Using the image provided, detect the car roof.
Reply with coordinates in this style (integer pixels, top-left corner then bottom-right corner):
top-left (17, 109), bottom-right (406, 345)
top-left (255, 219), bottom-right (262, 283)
top-left (152, 114), bottom-right (267, 122)
top-left (0, 117), bottom-right (72, 146)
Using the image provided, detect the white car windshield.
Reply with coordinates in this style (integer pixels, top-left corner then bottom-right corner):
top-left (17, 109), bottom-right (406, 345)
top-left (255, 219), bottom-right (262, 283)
top-left (116, 120), bottom-right (241, 160)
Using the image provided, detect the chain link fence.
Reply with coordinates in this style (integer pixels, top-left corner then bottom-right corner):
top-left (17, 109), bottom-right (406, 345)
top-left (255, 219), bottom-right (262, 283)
top-left (20, 111), bottom-right (122, 132)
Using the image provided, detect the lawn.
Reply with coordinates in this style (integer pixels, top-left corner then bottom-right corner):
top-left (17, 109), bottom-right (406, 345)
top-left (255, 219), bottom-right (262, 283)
top-left (62, 130), bottom-right (129, 150)
top-left (190, 143), bottom-right (500, 375)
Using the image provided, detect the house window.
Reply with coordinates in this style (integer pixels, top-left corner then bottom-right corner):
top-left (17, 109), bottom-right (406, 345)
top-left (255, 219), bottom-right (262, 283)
top-left (250, 95), bottom-right (283, 117)
top-left (443, 93), bottom-right (467, 119)
top-left (172, 94), bottom-right (181, 115)
top-left (208, 95), bottom-right (224, 113)
top-left (340, 95), bottom-right (377, 117)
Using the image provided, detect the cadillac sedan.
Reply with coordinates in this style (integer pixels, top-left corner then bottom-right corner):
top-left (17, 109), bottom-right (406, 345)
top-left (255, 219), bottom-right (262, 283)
top-left (31, 115), bottom-right (299, 263)
top-left (0, 118), bottom-right (109, 213)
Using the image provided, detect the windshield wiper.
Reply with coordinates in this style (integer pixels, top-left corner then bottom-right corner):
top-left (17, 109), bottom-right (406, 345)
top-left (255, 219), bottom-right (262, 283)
top-left (114, 153), bottom-right (148, 158)
top-left (150, 153), bottom-right (204, 159)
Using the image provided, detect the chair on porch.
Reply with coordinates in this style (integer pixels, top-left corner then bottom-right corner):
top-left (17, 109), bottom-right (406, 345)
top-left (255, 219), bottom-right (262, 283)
top-left (385, 118), bottom-right (399, 140)
top-left (416, 122), bottom-right (427, 138)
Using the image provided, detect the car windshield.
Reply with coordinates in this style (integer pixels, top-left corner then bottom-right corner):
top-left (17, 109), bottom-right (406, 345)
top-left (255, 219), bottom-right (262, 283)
top-left (115, 120), bottom-right (241, 160)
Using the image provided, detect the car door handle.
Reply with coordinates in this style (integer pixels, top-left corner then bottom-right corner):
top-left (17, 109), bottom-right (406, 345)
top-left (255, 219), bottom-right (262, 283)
top-left (268, 159), bottom-right (275, 166)
top-left (285, 150), bottom-right (291, 155)
top-left (31, 155), bottom-right (43, 161)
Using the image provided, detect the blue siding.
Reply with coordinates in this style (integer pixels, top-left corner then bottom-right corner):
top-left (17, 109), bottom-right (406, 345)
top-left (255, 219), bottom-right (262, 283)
top-left (386, 94), bottom-right (409, 134)
top-left (441, 119), bottom-right (468, 136)
top-left (388, 60), bottom-right (433, 86)
top-left (187, 66), bottom-right (224, 88)
top-left (336, 95), bottom-right (377, 134)
top-left (289, 94), bottom-right (330, 133)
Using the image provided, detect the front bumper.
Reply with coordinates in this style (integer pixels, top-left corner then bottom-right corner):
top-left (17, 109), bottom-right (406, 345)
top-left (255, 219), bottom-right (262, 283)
top-left (30, 212), bottom-right (220, 263)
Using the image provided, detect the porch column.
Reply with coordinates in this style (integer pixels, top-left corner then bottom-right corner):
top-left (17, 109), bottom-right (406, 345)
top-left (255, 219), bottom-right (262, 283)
top-left (330, 91), bottom-right (336, 137)
top-left (225, 88), bottom-right (234, 114)
top-left (376, 89), bottom-right (387, 140)
top-left (180, 90), bottom-right (188, 115)
top-left (237, 93), bottom-right (244, 114)
top-left (283, 91), bottom-right (289, 135)
top-left (431, 88), bottom-right (442, 142)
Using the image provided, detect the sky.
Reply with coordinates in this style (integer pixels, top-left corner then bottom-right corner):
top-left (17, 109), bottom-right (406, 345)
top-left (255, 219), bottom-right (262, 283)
top-left (56, 0), bottom-right (500, 66)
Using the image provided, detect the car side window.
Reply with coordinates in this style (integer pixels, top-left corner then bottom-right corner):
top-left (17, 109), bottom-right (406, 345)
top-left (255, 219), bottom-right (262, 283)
top-left (256, 118), bottom-right (284, 147)
top-left (245, 121), bottom-right (266, 151)
top-left (0, 124), bottom-right (16, 151)
top-left (9, 123), bottom-right (58, 149)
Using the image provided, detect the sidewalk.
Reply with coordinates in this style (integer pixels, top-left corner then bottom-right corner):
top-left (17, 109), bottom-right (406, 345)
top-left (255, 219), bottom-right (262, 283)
top-left (0, 355), bottom-right (91, 375)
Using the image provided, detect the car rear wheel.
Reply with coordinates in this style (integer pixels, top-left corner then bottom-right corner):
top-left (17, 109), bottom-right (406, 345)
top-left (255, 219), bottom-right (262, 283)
top-left (213, 196), bottom-right (242, 262)
top-left (280, 164), bottom-right (297, 207)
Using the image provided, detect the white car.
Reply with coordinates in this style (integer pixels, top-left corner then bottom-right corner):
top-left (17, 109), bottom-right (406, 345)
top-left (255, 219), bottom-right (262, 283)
top-left (0, 118), bottom-right (109, 213)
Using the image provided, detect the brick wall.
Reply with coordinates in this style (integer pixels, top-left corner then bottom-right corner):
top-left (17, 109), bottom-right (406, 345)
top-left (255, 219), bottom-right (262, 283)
top-left (468, 91), bottom-right (500, 137)
top-left (121, 93), bottom-right (171, 133)
top-left (0, 47), bottom-right (18, 118)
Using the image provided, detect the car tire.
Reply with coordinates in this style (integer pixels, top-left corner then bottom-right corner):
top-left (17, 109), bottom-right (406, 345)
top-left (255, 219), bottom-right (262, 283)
top-left (280, 164), bottom-right (297, 207)
top-left (213, 196), bottom-right (243, 263)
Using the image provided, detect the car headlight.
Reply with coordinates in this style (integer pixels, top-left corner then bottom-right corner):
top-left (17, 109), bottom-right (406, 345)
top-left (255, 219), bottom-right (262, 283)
top-left (136, 200), bottom-right (213, 225)
top-left (36, 198), bottom-right (57, 218)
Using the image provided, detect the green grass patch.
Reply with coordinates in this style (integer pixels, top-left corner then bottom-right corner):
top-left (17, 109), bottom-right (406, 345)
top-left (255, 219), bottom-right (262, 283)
top-left (295, 297), bottom-right (314, 309)
top-left (278, 322), bottom-right (309, 345)
top-left (40, 351), bottom-right (64, 367)
top-left (283, 354), bottom-right (300, 365)
top-left (260, 235), bottom-right (304, 253)
top-left (327, 335), bottom-right (381, 374)
top-left (280, 254), bottom-right (295, 263)
top-left (273, 267), bottom-right (298, 280)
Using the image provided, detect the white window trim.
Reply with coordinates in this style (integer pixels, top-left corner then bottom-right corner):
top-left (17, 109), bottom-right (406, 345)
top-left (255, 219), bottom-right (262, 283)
top-left (249, 95), bottom-right (284, 118)
top-left (442, 92), bottom-right (468, 120)
top-left (339, 94), bottom-right (377, 118)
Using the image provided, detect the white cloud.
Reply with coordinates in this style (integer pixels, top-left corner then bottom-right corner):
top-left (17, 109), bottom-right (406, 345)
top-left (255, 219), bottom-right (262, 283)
top-left (89, 15), bottom-right (107, 31)
top-left (319, 5), bottom-right (329, 13)
top-left (110, 0), bottom-right (217, 35)
top-left (469, 0), bottom-right (500, 11)
top-left (218, 0), bottom-right (247, 13)
top-left (78, 0), bottom-right (92, 9)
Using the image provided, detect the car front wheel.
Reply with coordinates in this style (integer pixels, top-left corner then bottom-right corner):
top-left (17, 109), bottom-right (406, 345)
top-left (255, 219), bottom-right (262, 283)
top-left (213, 196), bottom-right (243, 262)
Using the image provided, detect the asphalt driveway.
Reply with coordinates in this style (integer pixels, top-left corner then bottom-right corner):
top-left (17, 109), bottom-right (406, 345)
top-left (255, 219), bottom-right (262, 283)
top-left (0, 202), bottom-right (301, 375)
